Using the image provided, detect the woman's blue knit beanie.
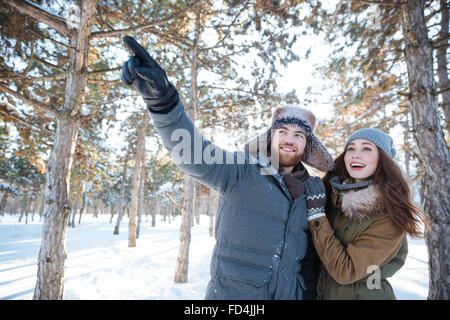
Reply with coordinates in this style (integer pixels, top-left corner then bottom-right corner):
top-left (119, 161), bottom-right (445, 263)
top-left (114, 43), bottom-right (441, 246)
top-left (344, 128), bottom-right (396, 158)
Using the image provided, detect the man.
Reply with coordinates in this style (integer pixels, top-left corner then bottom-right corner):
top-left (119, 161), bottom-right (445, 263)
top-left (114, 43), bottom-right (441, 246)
top-left (121, 36), bottom-right (334, 299)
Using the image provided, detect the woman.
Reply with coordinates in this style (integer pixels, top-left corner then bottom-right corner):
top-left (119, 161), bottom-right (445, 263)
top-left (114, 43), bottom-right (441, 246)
top-left (304, 128), bottom-right (424, 300)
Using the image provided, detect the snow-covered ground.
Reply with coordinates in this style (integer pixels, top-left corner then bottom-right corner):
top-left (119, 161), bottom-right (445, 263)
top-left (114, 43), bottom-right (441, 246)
top-left (0, 214), bottom-right (428, 300)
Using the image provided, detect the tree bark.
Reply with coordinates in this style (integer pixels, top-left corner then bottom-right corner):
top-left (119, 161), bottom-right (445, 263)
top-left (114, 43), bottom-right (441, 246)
top-left (174, 3), bottom-right (202, 284)
top-left (136, 163), bottom-right (146, 239)
top-left (399, 0), bottom-right (450, 300)
top-left (18, 198), bottom-right (25, 223)
top-left (33, 116), bottom-right (80, 300)
top-left (0, 192), bottom-right (8, 216)
top-left (32, 0), bottom-right (98, 300)
top-left (109, 205), bottom-right (115, 223)
top-left (128, 111), bottom-right (148, 247)
top-left (437, 0), bottom-right (450, 137)
top-left (206, 188), bottom-right (215, 237)
top-left (70, 200), bottom-right (78, 228)
top-left (151, 199), bottom-right (156, 227)
top-left (175, 173), bottom-right (195, 283)
top-left (78, 191), bottom-right (86, 224)
top-left (114, 152), bottom-right (129, 235)
top-left (6, 0), bottom-right (71, 37)
top-left (195, 182), bottom-right (201, 225)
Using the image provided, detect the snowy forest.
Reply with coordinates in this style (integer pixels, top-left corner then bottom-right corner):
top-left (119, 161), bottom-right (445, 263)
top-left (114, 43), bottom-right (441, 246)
top-left (0, 0), bottom-right (448, 300)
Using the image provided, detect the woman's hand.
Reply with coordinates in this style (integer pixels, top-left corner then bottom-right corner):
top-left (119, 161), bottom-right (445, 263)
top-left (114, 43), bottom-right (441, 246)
top-left (304, 176), bottom-right (326, 221)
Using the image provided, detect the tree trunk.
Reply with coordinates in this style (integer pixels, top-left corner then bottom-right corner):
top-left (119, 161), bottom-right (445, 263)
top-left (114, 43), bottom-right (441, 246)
top-left (78, 191), bottom-right (86, 224)
top-left (33, 0), bottom-right (97, 300)
top-left (175, 173), bottom-right (195, 283)
top-left (25, 197), bottom-right (32, 224)
top-left (195, 182), bottom-right (201, 225)
top-left (174, 4), bottom-right (202, 283)
top-left (128, 112), bottom-right (148, 247)
top-left (136, 163), bottom-right (146, 239)
top-left (70, 200), bottom-right (78, 228)
top-left (92, 203), bottom-right (98, 218)
top-left (437, 0), bottom-right (450, 137)
top-left (399, 0), bottom-right (450, 300)
top-left (18, 199), bottom-right (25, 222)
top-left (114, 152), bottom-right (129, 235)
top-left (404, 112), bottom-right (411, 179)
top-left (0, 192), bottom-right (8, 215)
top-left (151, 199), bottom-right (156, 227)
top-left (109, 205), bottom-right (115, 223)
top-left (38, 192), bottom-right (45, 220)
top-left (206, 188), bottom-right (215, 237)
top-left (31, 195), bottom-right (39, 222)
top-left (33, 116), bottom-right (80, 300)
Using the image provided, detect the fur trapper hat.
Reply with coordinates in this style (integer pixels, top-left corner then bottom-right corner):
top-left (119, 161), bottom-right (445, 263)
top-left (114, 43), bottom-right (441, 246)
top-left (244, 105), bottom-right (335, 172)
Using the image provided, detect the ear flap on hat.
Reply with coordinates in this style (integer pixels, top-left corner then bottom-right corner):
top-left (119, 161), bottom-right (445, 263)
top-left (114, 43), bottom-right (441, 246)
top-left (303, 134), bottom-right (335, 172)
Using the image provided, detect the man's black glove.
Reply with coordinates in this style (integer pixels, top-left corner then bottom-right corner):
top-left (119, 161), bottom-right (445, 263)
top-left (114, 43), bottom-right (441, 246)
top-left (121, 36), bottom-right (179, 113)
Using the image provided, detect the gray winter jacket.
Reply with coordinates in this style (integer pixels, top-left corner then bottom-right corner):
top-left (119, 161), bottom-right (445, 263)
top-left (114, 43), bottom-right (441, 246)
top-left (150, 101), bottom-right (320, 300)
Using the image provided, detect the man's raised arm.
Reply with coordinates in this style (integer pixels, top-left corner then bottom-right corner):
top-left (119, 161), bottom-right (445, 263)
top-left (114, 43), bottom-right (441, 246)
top-left (121, 36), bottom-right (248, 193)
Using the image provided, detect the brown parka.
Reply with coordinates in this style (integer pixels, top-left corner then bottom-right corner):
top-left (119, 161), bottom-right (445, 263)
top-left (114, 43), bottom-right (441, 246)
top-left (309, 180), bottom-right (408, 300)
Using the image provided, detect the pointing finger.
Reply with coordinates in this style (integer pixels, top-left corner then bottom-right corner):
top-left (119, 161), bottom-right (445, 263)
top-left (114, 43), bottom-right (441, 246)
top-left (122, 36), bottom-right (159, 68)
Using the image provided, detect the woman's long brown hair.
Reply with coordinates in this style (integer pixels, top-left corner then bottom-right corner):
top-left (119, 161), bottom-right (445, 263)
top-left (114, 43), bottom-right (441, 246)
top-left (323, 149), bottom-right (425, 238)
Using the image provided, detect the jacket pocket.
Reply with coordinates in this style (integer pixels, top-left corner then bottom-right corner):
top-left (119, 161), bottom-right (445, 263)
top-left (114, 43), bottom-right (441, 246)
top-left (217, 255), bottom-right (272, 288)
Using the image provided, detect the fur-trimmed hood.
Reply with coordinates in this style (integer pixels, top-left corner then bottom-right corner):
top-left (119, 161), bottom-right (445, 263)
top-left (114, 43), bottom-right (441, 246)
top-left (330, 177), bottom-right (384, 221)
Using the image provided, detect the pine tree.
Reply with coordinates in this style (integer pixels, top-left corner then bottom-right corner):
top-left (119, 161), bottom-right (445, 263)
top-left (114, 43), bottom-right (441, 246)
top-left (399, 0), bottom-right (449, 300)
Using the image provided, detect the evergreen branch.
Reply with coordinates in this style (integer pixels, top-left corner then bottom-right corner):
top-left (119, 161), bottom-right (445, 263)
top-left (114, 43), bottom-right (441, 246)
top-left (86, 67), bottom-right (122, 84)
top-left (165, 192), bottom-right (182, 211)
top-left (202, 110), bottom-right (271, 128)
top-left (0, 84), bottom-right (60, 118)
top-left (88, 66), bottom-right (122, 75)
top-left (199, 5), bottom-right (250, 51)
top-left (153, 35), bottom-right (192, 65)
top-left (24, 41), bottom-right (35, 75)
top-left (145, 28), bottom-right (193, 50)
top-left (425, 4), bottom-right (450, 22)
top-left (328, 0), bottom-right (345, 39)
top-left (433, 42), bottom-right (450, 50)
top-left (0, 73), bottom-right (67, 82)
top-left (34, 57), bottom-right (67, 72)
top-left (432, 33), bottom-right (450, 48)
top-left (200, 84), bottom-right (269, 98)
top-left (343, 0), bottom-right (408, 5)
top-left (348, 103), bottom-right (384, 125)
top-left (0, 106), bottom-right (55, 136)
top-left (436, 87), bottom-right (450, 95)
top-left (24, 25), bottom-right (69, 48)
top-left (87, 79), bottom-right (122, 83)
top-left (90, 3), bottom-right (199, 39)
top-left (5, 0), bottom-right (72, 38)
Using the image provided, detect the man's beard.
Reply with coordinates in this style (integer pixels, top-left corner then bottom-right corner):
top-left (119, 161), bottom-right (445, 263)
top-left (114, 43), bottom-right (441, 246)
top-left (279, 152), bottom-right (303, 168)
top-left (271, 146), bottom-right (303, 168)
